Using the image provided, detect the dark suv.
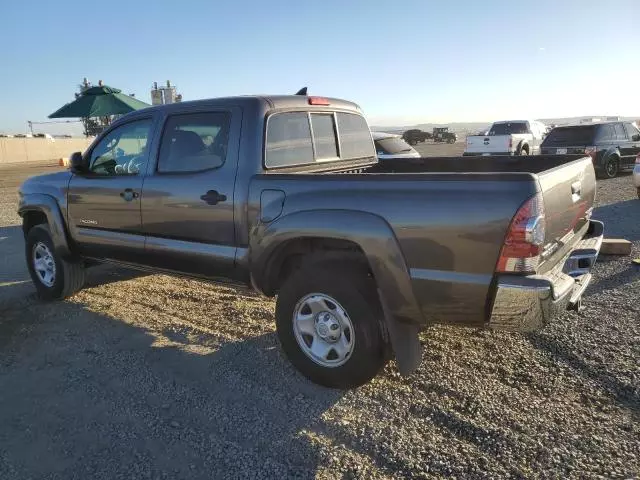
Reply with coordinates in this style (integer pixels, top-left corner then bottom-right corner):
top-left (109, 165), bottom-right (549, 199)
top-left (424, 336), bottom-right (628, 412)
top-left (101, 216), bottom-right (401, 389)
top-left (402, 129), bottom-right (430, 145)
top-left (541, 121), bottom-right (640, 178)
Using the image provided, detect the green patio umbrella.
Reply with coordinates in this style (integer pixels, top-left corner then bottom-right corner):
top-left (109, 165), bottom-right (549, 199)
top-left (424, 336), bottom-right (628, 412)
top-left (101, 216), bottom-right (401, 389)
top-left (48, 85), bottom-right (150, 118)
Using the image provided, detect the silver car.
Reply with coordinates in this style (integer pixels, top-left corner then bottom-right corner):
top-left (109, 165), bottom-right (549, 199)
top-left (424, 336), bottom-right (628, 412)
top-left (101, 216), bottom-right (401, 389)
top-left (633, 152), bottom-right (640, 198)
top-left (372, 132), bottom-right (420, 160)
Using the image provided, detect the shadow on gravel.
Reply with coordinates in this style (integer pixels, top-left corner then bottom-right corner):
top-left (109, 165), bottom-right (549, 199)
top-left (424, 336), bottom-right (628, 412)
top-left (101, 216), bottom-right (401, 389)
top-left (0, 222), bottom-right (146, 304)
top-left (585, 264), bottom-right (640, 297)
top-left (526, 333), bottom-right (639, 416)
top-left (592, 199), bottom-right (640, 241)
top-left (0, 289), bottom-right (343, 479)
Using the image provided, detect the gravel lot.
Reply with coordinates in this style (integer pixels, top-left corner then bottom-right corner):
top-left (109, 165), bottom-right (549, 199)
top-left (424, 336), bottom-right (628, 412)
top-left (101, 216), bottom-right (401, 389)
top-left (0, 149), bottom-right (638, 479)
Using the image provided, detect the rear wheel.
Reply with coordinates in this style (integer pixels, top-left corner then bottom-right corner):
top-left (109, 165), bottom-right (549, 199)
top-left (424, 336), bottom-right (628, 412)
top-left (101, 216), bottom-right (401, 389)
top-left (603, 157), bottom-right (619, 178)
top-left (26, 225), bottom-right (85, 301)
top-left (519, 147), bottom-right (529, 155)
top-left (275, 260), bottom-right (387, 389)
top-left (636, 187), bottom-right (640, 199)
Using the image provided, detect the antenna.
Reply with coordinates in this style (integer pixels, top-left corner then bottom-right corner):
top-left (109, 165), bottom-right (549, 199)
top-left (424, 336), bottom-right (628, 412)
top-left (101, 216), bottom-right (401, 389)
top-left (295, 87), bottom-right (307, 96)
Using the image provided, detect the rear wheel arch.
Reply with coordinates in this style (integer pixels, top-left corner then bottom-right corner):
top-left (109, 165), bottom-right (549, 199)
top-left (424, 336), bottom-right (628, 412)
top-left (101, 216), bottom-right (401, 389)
top-left (259, 237), bottom-right (370, 296)
top-left (601, 154), bottom-right (620, 178)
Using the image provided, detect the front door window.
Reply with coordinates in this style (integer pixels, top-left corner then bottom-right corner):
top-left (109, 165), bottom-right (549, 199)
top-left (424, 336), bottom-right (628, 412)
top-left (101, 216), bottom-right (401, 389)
top-left (89, 119), bottom-right (152, 176)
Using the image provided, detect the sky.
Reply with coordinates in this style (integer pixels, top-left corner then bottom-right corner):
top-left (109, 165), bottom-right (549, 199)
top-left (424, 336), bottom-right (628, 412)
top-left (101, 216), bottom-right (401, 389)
top-left (1, 0), bottom-right (638, 135)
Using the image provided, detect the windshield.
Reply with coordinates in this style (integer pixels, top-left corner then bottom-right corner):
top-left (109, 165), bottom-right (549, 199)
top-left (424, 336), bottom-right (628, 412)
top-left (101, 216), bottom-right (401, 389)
top-left (375, 136), bottom-right (414, 154)
top-left (542, 126), bottom-right (596, 146)
top-left (489, 122), bottom-right (529, 135)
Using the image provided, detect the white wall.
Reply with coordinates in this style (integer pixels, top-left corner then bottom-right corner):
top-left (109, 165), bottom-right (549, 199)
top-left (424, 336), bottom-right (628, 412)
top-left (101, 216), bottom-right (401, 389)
top-left (0, 138), bottom-right (93, 164)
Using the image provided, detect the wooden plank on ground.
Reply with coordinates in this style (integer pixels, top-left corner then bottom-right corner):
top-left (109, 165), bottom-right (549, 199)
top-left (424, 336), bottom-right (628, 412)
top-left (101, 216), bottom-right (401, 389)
top-left (600, 239), bottom-right (632, 256)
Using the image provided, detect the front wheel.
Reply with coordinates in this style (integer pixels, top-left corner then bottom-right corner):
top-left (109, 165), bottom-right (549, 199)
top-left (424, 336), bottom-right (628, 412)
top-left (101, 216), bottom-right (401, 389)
top-left (26, 225), bottom-right (85, 301)
top-left (275, 260), bottom-right (388, 389)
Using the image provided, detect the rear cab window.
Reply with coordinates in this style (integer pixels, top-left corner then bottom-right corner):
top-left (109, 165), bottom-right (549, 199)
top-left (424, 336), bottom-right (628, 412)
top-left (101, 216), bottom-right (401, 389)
top-left (488, 122), bottom-right (529, 135)
top-left (265, 111), bottom-right (375, 169)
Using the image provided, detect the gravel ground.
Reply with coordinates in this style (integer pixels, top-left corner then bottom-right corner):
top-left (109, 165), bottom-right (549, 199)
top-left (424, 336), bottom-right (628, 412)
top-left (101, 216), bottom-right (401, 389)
top-left (0, 155), bottom-right (638, 479)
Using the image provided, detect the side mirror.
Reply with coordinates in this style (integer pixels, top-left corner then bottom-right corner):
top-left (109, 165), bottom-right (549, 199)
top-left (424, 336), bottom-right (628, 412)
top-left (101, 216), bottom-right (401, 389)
top-left (70, 151), bottom-right (88, 172)
top-left (632, 134), bottom-right (640, 142)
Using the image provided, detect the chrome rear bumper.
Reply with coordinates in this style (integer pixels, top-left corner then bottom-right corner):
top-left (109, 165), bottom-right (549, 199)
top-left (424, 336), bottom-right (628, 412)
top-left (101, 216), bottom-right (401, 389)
top-left (489, 220), bottom-right (604, 332)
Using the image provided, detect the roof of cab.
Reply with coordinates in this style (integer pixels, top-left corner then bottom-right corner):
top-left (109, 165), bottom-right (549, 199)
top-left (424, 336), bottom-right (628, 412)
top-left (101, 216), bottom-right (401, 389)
top-left (129, 95), bottom-right (362, 116)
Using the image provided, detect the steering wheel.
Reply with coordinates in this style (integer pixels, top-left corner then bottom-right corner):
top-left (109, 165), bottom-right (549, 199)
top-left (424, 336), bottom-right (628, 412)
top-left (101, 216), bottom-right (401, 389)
top-left (113, 155), bottom-right (142, 175)
top-left (126, 155), bottom-right (143, 174)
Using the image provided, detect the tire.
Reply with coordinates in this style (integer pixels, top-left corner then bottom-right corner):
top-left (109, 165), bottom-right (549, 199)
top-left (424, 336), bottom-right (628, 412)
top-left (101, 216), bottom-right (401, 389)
top-left (519, 147), bottom-right (529, 156)
top-left (25, 224), bottom-right (85, 301)
top-left (275, 260), bottom-right (387, 389)
top-left (637, 187), bottom-right (640, 199)
top-left (602, 157), bottom-right (619, 179)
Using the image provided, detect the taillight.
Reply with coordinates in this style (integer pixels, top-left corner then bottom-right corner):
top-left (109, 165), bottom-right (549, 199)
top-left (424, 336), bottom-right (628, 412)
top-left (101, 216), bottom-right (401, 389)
top-left (496, 192), bottom-right (545, 273)
top-left (635, 153), bottom-right (640, 164)
top-left (508, 137), bottom-right (513, 150)
top-left (584, 146), bottom-right (597, 160)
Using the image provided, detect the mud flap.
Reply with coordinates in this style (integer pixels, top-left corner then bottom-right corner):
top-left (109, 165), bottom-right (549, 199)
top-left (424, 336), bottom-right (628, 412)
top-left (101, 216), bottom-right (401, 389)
top-left (379, 290), bottom-right (422, 376)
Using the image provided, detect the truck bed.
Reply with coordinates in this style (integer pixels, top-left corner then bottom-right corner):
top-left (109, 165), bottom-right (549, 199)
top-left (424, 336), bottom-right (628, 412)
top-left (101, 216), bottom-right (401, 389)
top-left (250, 155), bottom-right (596, 327)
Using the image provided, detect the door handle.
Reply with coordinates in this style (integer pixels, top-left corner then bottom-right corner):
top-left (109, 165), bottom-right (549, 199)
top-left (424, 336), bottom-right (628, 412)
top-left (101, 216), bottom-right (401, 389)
top-left (119, 188), bottom-right (139, 201)
top-left (200, 190), bottom-right (227, 205)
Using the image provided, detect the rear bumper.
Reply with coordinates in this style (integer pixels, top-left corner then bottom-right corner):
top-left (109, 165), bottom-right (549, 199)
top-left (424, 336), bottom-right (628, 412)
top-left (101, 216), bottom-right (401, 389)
top-left (488, 220), bottom-right (604, 332)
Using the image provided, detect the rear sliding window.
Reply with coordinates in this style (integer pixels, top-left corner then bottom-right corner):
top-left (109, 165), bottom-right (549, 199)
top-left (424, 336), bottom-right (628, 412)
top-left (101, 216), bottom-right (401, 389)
top-left (543, 126), bottom-right (596, 146)
top-left (265, 111), bottom-right (374, 168)
top-left (488, 122), bottom-right (529, 135)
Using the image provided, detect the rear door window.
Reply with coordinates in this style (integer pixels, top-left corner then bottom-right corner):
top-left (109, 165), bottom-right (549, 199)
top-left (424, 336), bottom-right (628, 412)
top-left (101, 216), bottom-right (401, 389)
top-left (336, 113), bottom-right (375, 159)
top-left (624, 122), bottom-right (640, 139)
top-left (613, 123), bottom-right (628, 140)
top-left (265, 112), bottom-right (314, 168)
top-left (596, 125), bottom-right (615, 142)
top-left (157, 112), bottom-right (230, 173)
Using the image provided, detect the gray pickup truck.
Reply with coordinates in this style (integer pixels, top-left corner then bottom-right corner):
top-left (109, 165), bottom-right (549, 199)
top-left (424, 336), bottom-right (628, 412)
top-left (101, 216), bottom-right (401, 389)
top-left (18, 94), bottom-right (603, 388)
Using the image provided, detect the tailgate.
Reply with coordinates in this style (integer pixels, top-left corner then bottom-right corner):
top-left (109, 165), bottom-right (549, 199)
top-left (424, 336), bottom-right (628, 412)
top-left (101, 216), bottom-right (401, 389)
top-left (465, 135), bottom-right (511, 154)
top-left (536, 156), bottom-right (596, 274)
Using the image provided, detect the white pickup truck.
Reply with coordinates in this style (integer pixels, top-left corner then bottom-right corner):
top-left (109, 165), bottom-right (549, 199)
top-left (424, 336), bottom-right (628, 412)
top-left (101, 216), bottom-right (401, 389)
top-left (464, 120), bottom-right (547, 156)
